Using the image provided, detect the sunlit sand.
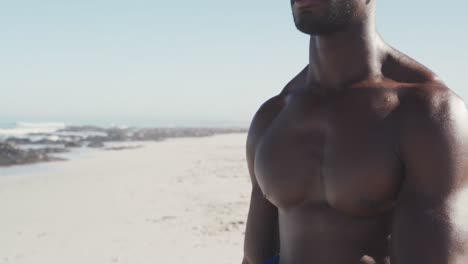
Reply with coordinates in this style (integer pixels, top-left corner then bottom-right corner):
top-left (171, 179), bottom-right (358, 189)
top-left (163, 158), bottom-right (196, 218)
top-left (0, 133), bottom-right (249, 264)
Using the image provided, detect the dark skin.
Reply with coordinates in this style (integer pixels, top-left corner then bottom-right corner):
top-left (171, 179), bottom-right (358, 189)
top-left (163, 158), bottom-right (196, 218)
top-left (242, 0), bottom-right (468, 263)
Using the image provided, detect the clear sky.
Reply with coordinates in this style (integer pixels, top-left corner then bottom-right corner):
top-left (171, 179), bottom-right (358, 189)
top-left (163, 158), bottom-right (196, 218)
top-left (1, 0), bottom-right (467, 126)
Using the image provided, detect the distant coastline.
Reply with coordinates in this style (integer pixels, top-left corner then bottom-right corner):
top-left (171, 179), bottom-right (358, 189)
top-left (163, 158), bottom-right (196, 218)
top-left (0, 122), bottom-right (248, 167)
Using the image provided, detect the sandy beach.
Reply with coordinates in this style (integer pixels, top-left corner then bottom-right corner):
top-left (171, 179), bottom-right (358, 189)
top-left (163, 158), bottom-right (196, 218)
top-left (0, 133), bottom-right (250, 264)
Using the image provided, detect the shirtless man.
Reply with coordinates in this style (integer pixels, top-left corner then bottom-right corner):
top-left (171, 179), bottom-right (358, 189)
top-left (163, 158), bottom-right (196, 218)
top-left (242, 0), bottom-right (468, 263)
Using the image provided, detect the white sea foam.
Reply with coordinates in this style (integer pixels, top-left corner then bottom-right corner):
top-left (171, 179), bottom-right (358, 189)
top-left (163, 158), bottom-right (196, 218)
top-left (55, 131), bottom-right (107, 138)
top-left (0, 122), bottom-right (66, 138)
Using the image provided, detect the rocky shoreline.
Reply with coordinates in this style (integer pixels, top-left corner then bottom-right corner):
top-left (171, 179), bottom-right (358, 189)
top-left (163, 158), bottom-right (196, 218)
top-left (0, 143), bottom-right (68, 167)
top-left (0, 126), bottom-right (247, 167)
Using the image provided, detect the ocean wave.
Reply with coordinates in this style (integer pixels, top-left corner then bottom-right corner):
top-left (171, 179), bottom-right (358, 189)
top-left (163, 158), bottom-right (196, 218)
top-left (0, 122), bottom-right (67, 138)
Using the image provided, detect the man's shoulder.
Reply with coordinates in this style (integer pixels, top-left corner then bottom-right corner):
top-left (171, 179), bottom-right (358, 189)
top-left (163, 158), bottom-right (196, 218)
top-left (249, 66), bottom-right (308, 140)
top-left (246, 94), bottom-right (285, 152)
top-left (279, 65), bottom-right (309, 95)
top-left (385, 47), bottom-right (465, 112)
top-left (246, 66), bottom-right (308, 152)
top-left (396, 81), bottom-right (468, 160)
top-left (397, 81), bottom-right (466, 123)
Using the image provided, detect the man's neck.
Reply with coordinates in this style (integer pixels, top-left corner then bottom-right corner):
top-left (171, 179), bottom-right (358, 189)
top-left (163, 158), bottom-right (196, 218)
top-left (306, 18), bottom-right (385, 92)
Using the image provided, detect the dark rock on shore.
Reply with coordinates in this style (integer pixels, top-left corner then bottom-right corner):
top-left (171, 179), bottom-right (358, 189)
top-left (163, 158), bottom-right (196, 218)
top-left (0, 142), bottom-right (68, 167)
top-left (36, 147), bottom-right (69, 154)
top-left (1, 126), bottom-right (247, 167)
top-left (88, 141), bottom-right (104, 148)
top-left (32, 139), bottom-right (62, 145)
top-left (58, 126), bottom-right (247, 143)
top-left (129, 127), bottom-right (247, 141)
top-left (60, 125), bottom-right (107, 133)
top-left (64, 142), bottom-right (81, 148)
top-left (5, 137), bottom-right (32, 144)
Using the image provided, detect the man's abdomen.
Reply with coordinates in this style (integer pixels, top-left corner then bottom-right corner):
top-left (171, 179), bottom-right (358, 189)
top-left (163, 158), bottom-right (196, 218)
top-left (278, 202), bottom-right (391, 264)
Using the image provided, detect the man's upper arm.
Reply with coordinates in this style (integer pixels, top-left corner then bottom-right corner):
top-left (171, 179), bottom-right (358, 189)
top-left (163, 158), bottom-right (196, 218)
top-left (243, 95), bottom-right (285, 264)
top-left (391, 87), bottom-right (468, 263)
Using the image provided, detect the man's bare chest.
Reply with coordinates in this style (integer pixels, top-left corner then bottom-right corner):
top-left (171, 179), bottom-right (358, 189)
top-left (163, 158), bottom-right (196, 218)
top-left (254, 88), bottom-right (404, 216)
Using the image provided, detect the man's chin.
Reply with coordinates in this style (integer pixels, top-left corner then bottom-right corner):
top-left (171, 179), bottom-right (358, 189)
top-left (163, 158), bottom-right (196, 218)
top-left (295, 23), bottom-right (332, 36)
top-left (294, 21), bottom-right (347, 36)
top-left (295, 25), bottom-right (321, 35)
